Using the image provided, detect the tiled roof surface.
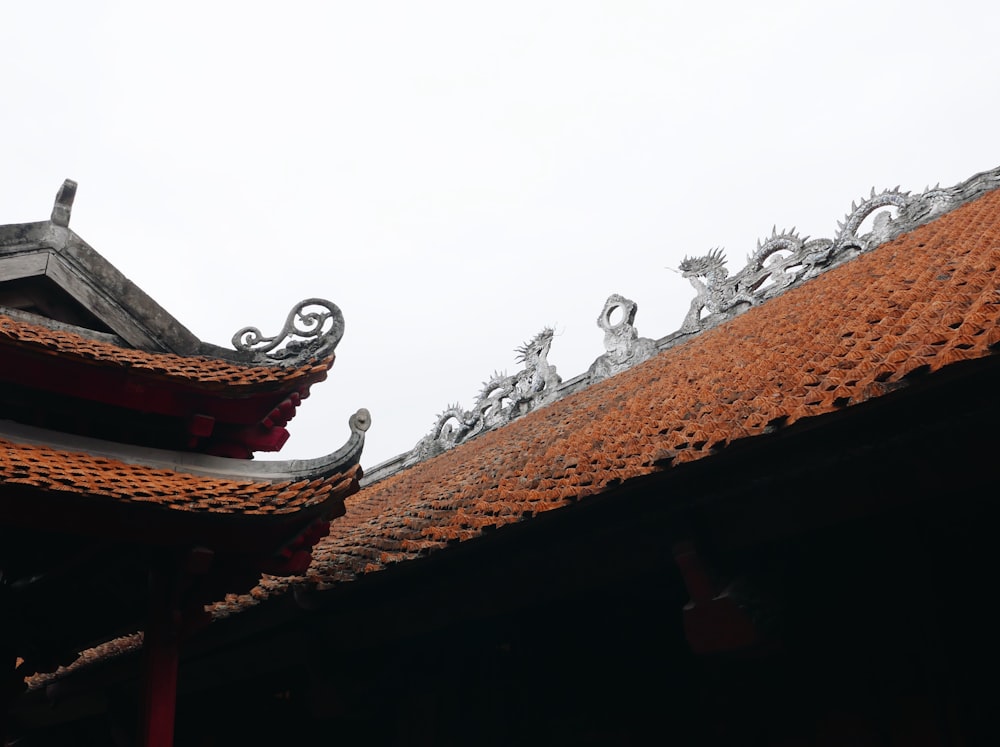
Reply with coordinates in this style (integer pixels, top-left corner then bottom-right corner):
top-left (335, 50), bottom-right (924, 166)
top-left (231, 181), bottom-right (1000, 600)
top-left (23, 633), bottom-right (145, 691)
top-left (0, 437), bottom-right (362, 515)
top-left (0, 314), bottom-right (334, 389)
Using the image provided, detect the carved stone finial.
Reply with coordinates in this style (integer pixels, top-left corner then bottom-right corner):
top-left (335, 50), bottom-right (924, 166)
top-left (232, 298), bottom-right (344, 362)
top-left (350, 408), bottom-right (372, 435)
top-left (588, 294), bottom-right (656, 381)
top-left (51, 179), bottom-right (77, 227)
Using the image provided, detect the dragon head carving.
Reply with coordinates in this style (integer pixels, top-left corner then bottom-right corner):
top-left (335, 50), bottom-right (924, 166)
top-left (515, 327), bottom-right (555, 366)
top-left (678, 248), bottom-right (729, 280)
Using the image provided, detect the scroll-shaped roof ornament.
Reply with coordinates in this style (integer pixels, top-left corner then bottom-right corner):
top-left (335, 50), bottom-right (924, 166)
top-left (588, 294), bottom-right (656, 381)
top-left (405, 328), bottom-right (561, 465)
top-left (232, 298), bottom-right (344, 362)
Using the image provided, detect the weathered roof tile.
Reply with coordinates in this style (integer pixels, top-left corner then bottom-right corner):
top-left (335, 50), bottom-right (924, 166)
top-left (0, 315), bottom-right (334, 389)
top-left (0, 437), bottom-right (361, 515)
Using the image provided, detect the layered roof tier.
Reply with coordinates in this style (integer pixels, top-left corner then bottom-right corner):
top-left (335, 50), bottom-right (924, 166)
top-left (0, 182), bottom-right (368, 684)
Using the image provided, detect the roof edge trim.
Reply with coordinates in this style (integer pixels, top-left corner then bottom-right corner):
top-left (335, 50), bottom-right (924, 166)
top-left (0, 409), bottom-right (370, 482)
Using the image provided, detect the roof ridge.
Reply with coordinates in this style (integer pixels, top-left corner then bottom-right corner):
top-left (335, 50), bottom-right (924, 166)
top-left (363, 164), bottom-right (1000, 484)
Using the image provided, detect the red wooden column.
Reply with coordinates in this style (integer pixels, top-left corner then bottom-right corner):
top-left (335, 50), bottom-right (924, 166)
top-left (139, 560), bottom-right (180, 747)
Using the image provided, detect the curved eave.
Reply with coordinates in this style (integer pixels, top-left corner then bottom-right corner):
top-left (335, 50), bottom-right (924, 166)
top-left (0, 315), bottom-right (336, 396)
top-left (0, 408), bottom-right (369, 485)
top-left (0, 326), bottom-right (337, 455)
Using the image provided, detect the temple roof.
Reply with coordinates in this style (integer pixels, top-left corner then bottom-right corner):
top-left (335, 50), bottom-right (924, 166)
top-left (232, 168), bottom-right (1000, 603)
top-left (0, 183), bottom-right (370, 685)
top-left (0, 181), bottom-right (353, 457)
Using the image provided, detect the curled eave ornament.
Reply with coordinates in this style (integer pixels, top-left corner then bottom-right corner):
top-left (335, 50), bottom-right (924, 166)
top-left (232, 298), bottom-right (345, 362)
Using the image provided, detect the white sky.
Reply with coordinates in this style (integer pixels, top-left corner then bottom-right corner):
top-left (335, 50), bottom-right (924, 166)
top-left (2, 2), bottom-right (997, 468)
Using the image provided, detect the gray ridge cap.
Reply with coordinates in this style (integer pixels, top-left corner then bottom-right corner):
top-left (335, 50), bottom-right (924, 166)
top-left (363, 164), bottom-right (1000, 485)
top-left (0, 220), bottom-right (51, 246)
top-left (0, 408), bottom-right (370, 483)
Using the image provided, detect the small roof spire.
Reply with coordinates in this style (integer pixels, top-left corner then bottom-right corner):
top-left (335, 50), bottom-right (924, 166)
top-left (50, 179), bottom-right (78, 227)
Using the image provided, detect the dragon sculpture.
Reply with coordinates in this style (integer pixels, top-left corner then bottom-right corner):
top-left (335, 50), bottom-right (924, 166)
top-left (406, 328), bottom-right (561, 464)
top-left (678, 186), bottom-right (919, 332)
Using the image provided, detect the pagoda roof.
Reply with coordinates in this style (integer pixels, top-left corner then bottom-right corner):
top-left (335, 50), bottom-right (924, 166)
top-left (0, 181), bottom-right (352, 457)
top-left (0, 182), bottom-right (371, 690)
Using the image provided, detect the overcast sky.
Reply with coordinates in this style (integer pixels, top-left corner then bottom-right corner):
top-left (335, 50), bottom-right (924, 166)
top-left (2, 2), bottom-right (997, 468)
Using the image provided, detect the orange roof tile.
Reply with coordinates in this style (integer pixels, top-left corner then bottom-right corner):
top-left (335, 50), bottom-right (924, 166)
top-left (223, 180), bottom-right (1000, 605)
top-left (0, 314), bottom-right (334, 391)
top-left (0, 437), bottom-right (361, 516)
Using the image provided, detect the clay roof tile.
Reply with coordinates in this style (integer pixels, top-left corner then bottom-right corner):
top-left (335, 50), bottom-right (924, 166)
top-left (0, 315), bottom-right (335, 390)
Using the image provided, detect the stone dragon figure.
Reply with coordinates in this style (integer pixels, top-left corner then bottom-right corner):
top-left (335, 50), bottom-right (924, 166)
top-left (406, 328), bottom-right (561, 464)
top-left (390, 167), bottom-right (1000, 476)
top-left (678, 187), bottom-right (916, 332)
